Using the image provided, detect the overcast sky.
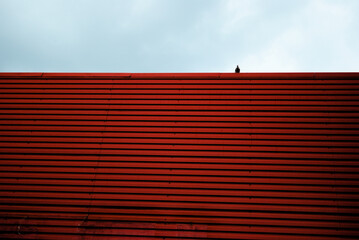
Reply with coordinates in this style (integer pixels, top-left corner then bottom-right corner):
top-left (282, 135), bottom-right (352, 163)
top-left (0, 0), bottom-right (358, 73)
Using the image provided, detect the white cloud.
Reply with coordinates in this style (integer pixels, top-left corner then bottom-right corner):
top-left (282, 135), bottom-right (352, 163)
top-left (0, 0), bottom-right (358, 72)
top-left (243, 28), bottom-right (304, 72)
top-left (237, 0), bottom-right (359, 72)
top-left (218, 0), bottom-right (259, 35)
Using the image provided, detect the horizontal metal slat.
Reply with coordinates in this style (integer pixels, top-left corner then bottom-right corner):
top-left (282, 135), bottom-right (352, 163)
top-left (2, 219), bottom-right (358, 238)
top-left (0, 136), bottom-right (358, 148)
top-left (1, 126), bottom-right (358, 136)
top-left (0, 141), bottom-right (358, 153)
top-left (2, 153), bottom-right (359, 165)
top-left (1, 184), bottom-right (357, 200)
top-left (2, 130), bottom-right (359, 141)
top-left (2, 115), bottom-right (359, 124)
top-left (1, 178), bottom-right (357, 193)
top-left (2, 93), bottom-right (359, 100)
top-left (0, 172), bottom-right (357, 185)
top-left (0, 148), bottom-right (357, 160)
top-left (1, 78), bottom-right (359, 84)
top-left (1, 165), bottom-right (358, 179)
top-left (0, 230), bottom-right (353, 240)
top-left (2, 98), bottom-right (359, 106)
top-left (2, 83), bottom-right (359, 90)
top-left (1, 88), bottom-right (358, 95)
top-left (1, 193), bottom-right (357, 211)
top-left (2, 210), bottom-right (358, 228)
top-left (1, 160), bottom-right (358, 172)
top-left (2, 120), bottom-right (359, 130)
top-left (3, 109), bottom-right (359, 117)
top-left (2, 204), bottom-right (359, 222)
top-left (2, 103), bottom-right (359, 111)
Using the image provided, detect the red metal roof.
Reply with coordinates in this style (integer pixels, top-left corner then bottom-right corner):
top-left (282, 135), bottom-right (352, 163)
top-left (0, 72), bottom-right (359, 239)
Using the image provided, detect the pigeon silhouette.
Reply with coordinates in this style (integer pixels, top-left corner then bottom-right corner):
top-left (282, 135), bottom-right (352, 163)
top-left (235, 65), bottom-right (240, 73)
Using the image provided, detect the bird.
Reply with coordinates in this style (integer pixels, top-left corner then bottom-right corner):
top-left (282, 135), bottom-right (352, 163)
top-left (235, 65), bottom-right (240, 73)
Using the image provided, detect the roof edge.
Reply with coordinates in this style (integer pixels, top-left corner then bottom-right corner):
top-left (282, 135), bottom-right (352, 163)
top-left (0, 72), bottom-right (358, 79)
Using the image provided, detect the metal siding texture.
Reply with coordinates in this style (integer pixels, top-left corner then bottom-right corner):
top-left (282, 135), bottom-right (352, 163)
top-left (0, 72), bottom-right (358, 239)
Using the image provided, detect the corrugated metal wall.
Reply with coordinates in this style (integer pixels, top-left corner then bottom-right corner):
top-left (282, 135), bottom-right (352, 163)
top-left (0, 72), bottom-right (358, 240)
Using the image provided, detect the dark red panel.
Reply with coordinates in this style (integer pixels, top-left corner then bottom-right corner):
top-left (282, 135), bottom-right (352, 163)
top-left (0, 72), bottom-right (359, 239)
